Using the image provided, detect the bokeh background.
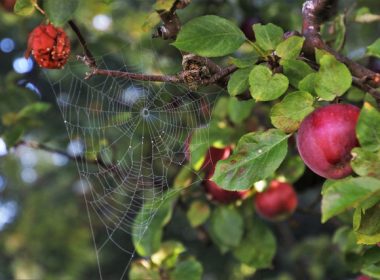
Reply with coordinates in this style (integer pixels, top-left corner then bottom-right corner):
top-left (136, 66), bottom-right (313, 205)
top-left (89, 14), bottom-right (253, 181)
top-left (1, 0), bottom-right (380, 279)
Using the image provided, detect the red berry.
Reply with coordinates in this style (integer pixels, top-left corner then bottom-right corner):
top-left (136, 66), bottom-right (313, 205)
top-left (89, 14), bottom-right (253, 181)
top-left (254, 180), bottom-right (298, 220)
top-left (203, 146), bottom-right (248, 204)
top-left (297, 104), bottom-right (360, 179)
top-left (25, 24), bottom-right (70, 69)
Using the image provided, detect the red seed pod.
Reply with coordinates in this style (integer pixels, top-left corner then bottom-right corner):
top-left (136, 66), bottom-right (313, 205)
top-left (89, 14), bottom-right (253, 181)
top-left (25, 23), bottom-right (70, 69)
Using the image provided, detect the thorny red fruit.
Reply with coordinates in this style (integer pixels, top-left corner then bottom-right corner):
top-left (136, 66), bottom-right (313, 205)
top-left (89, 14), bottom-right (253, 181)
top-left (297, 104), bottom-right (360, 179)
top-left (203, 146), bottom-right (249, 204)
top-left (25, 24), bottom-right (70, 69)
top-left (254, 180), bottom-right (298, 221)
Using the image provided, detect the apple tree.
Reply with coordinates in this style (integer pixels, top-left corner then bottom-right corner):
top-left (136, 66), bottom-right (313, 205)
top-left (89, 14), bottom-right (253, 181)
top-left (1, 0), bottom-right (380, 279)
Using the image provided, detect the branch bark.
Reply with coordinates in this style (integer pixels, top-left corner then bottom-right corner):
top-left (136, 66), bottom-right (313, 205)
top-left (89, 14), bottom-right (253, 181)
top-left (302, 0), bottom-right (380, 89)
top-left (68, 20), bottom-right (97, 68)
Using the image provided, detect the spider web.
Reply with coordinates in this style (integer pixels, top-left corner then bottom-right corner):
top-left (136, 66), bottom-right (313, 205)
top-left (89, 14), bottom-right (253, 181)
top-left (45, 39), bottom-right (222, 279)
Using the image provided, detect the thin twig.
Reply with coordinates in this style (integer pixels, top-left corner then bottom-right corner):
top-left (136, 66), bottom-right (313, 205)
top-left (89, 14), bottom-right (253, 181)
top-left (203, 65), bottom-right (238, 85)
top-left (17, 140), bottom-right (108, 169)
top-left (352, 77), bottom-right (380, 104)
top-left (89, 68), bottom-right (184, 83)
top-left (68, 20), bottom-right (97, 68)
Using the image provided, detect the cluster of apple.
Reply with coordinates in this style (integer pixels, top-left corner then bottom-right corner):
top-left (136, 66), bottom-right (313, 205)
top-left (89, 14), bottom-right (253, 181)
top-left (186, 143), bottom-right (298, 221)
top-left (186, 102), bottom-right (361, 221)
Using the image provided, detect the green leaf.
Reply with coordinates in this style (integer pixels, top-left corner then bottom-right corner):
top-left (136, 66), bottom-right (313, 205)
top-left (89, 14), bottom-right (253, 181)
top-left (45, 0), bottom-right (79, 26)
top-left (315, 48), bottom-right (331, 64)
top-left (355, 7), bottom-right (380, 23)
top-left (332, 226), bottom-right (362, 253)
top-left (2, 126), bottom-right (23, 147)
top-left (211, 129), bottom-right (290, 191)
top-left (227, 68), bottom-right (251, 97)
top-left (299, 73), bottom-right (318, 95)
top-left (189, 122), bottom-right (233, 170)
top-left (276, 155), bottom-right (306, 184)
top-left (151, 241), bottom-right (186, 268)
top-left (351, 148), bottom-right (380, 179)
top-left (321, 177), bottom-right (380, 223)
top-left (186, 201), bottom-right (210, 228)
top-left (142, 12), bottom-right (161, 32)
top-left (17, 102), bottom-right (51, 119)
top-left (367, 39), bottom-right (380, 58)
top-left (321, 14), bottom-right (346, 51)
top-left (210, 206), bottom-right (244, 248)
top-left (154, 0), bottom-right (176, 10)
top-left (129, 261), bottom-right (161, 280)
top-left (315, 54), bottom-right (352, 100)
top-left (173, 165), bottom-right (194, 189)
top-left (132, 193), bottom-right (177, 256)
top-left (230, 54), bottom-right (259, 68)
top-left (347, 87), bottom-right (366, 103)
top-left (276, 36), bottom-right (305, 60)
top-left (354, 203), bottom-right (380, 245)
top-left (14, 0), bottom-right (35, 16)
top-left (172, 15), bottom-right (246, 57)
top-left (233, 219), bottom-right (276, 269)
top-left (212, 97), bottom-right (229, 120)
top-left (169, 258), bottom-right (203, 280)
top-left (270, 91), bottom-right (315, 133)
top-left (253, 23), bottom-right (284, 51)
top-left (356, 102), bottom-right (380, 152)
top-left (249, 65), bottom-right (289, 101)
top-left (228, 98), bottom-right (255, 124)
top-left (281, 59), bottom-right (314, 88)
top-left (362, 264), bottom-right (380, 279)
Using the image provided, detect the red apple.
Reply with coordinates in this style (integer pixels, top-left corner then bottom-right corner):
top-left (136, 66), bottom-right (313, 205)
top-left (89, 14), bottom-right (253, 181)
top-left (254, 180), bottom-right (298, 220)
top-left (356, 275), bottom-right (372, 280)
top-left (297, 104), bottom-right (360, 179)
top-left (0, 0), bottom-right (16, 12)
top-left (202, 146), bottom-right (232, 173)
top-left (204, 179), bottom-right (249, 204)
top-left (203, 146), bottom-right (249, 204)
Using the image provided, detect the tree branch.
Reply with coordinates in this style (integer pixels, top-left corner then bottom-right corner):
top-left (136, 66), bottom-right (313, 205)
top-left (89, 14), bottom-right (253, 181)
top-left (88, 68), bottom-right (184, 83)
top-left (302, 0), bottom-right (380, 90)
top-left (17, 140), bottom-right (110, 170)
top-left (153, 0), bottom-right (191, 40)
top-left (203, 65), bottom-right (238, 86)
top-left (68, 20), bottom-right (97, 68)
top-left (67, 6), bottom-right (237, 88)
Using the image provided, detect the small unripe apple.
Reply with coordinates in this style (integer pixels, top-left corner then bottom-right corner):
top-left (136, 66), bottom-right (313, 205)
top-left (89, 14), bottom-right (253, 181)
top-left (297, 104), bottom-right (360, 179)
top-left (203, 146), bottom-right (248, 204)
top-left (254, 180), bottom-right (298, 220)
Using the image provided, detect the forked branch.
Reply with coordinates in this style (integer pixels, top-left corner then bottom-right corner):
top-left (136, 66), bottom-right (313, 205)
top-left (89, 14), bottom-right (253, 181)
top-left (302, 0), bottom-right (380, 103)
